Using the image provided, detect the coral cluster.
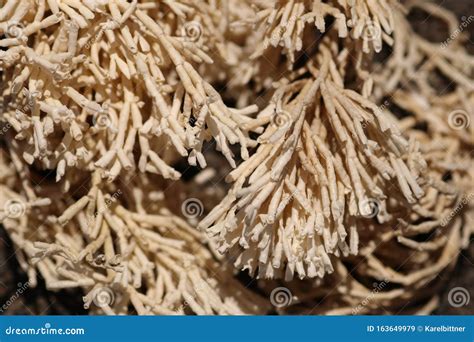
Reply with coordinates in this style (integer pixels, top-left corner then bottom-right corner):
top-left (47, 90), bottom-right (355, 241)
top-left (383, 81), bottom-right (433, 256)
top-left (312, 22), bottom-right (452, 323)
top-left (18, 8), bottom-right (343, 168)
top-left (0, 0), bottom-right (472, 314)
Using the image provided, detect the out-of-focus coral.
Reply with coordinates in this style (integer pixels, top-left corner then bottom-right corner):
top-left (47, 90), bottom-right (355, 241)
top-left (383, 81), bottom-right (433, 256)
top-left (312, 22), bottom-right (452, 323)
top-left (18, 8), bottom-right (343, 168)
top-left (253, 1), bottom-right (473, 314)
top-left (1, 145), bottom-right (267, 314)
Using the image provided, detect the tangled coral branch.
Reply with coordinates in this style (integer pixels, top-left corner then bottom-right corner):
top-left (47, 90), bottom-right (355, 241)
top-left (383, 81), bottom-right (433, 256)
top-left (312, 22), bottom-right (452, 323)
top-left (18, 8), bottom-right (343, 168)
top-left (0, 0), bottom-right (472, 315)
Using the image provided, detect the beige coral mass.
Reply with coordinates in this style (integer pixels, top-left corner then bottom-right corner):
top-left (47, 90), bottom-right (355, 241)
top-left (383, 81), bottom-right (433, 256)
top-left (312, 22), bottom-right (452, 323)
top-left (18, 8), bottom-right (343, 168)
top-left (0, 0), bottom-right (472, 315)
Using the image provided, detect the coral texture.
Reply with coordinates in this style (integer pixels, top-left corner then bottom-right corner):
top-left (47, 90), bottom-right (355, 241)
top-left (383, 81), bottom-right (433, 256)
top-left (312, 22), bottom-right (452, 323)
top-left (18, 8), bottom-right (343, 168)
top-left (0, 0), bottom-right (472, 314)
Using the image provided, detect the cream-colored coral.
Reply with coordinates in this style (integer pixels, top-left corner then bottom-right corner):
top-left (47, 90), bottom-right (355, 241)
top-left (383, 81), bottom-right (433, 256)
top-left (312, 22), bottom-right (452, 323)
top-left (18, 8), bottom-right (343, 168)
top-left (0, 0), bottom-right (472, 315)
top-left (198, 2), bottom-right (433, 281)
